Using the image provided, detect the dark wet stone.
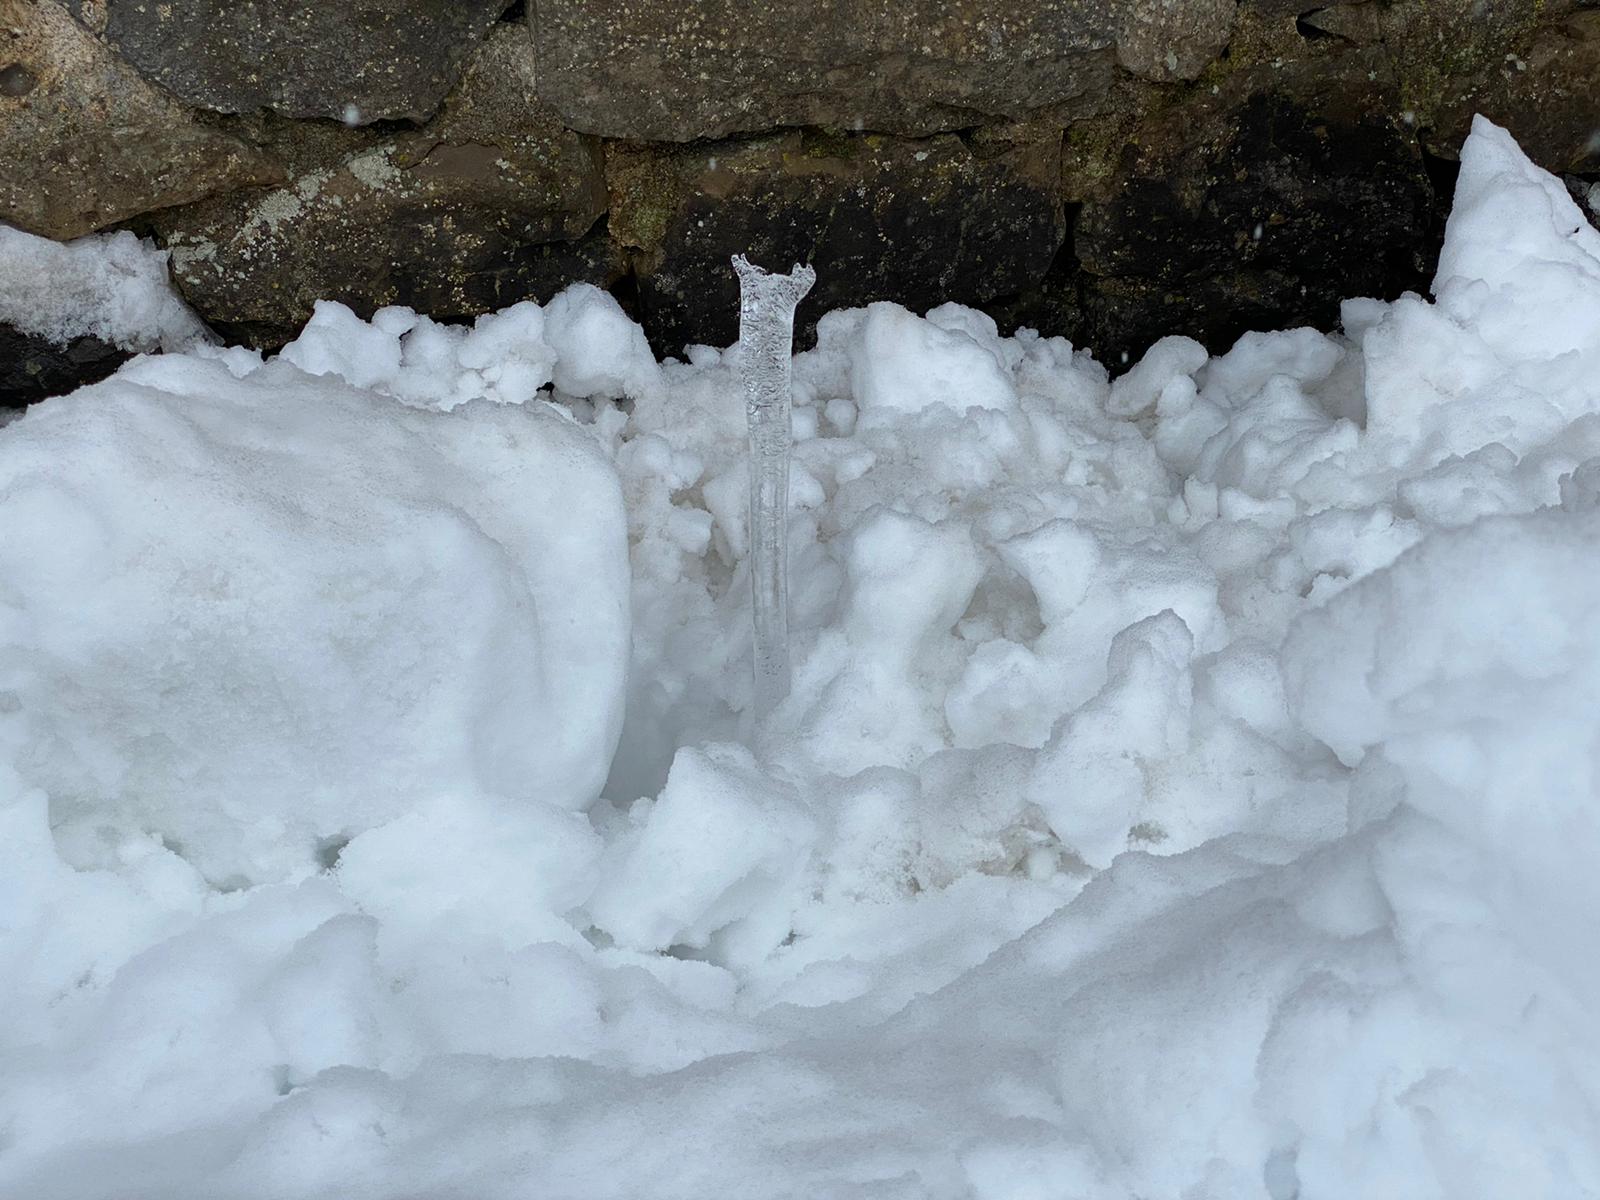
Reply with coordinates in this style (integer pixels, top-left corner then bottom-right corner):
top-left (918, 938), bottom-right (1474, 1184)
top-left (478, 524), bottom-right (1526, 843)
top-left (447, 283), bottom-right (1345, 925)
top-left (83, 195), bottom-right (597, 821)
top-left (607, 127), bottom-right (1066, 354)
top-left (0, 62), bottom-right (36, 96)
top-left (1066, 54), bottom-right (1435, 362)
top-left (0, 324), bottom-right (129, 407)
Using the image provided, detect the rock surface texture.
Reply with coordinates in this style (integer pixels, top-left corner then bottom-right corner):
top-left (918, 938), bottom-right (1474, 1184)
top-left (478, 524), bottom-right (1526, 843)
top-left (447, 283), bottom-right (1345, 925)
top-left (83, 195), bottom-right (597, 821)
top-left (0, 0), bottom-right (280, 239)
top-left (607, 127), bottom-right (1066, 351)
top-left (72, 0), bottom-right (507, 123)
top-left (152, 26), bottom-right (612, 345)
top-left (5, 0), bottom-right (1600, 380)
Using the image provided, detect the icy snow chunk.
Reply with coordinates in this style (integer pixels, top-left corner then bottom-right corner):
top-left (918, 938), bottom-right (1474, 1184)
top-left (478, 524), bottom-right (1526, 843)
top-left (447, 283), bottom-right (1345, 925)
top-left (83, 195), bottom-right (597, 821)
top-left (1285, 507), bottom-right (1600, 775)
top-left (1277, 503), bottom-right (1600, 1143)
top-left (816, 301), bottom-right (1018, 416)
top-left (259, 914), bottom-right (383, 1087)
top-left (0, 769), bottom-right (208, 1050)
top-left (1028, 611), bottom-right (1195, 867)
top-left (815, 766), bottom-right (922, 904)
top-left (945, 638), bottom-right (1056, 750)
top-left (994, 518), bottom-right (1222, 721)
top-left (843, 507), bottom-right (983, 661)
top-left (281, 300), bottom-right (558, 410)
top-left (996, 518), bottom-right (1100, 627)
top-left (924, 302), bottom-right (1020, 373)
top-left (280, 299), bottom-right (403, 389)
top-left (586, 744), bottom-right (814, 967)
top-left (452, 301), bottom-right (557, 405)
top-left (1356, 118), bottom-right (1600, 466)
top-left (1195, 638), bottom-right (1294, 747)
top-left (0, 354), bottom-right (629, 885)
top-left (1147, 328), bottom-right (1358, 498)
top-left (279, 285), bottom-right (663, 411)
top-left (1107, 334), bottom-right (1206, 418)
top-left (336, 794), bottom-right (601, 950)
top-left (800, 507), bottom-right (987, 768)
top-left (914, 744), bottom-right (1040, 886)
top-left (1433, 116), bottom-right (1600, 363)
top-left (542, 283), bottom-right (663, 400)
top-left (0, 224), bottom-right (207, 351)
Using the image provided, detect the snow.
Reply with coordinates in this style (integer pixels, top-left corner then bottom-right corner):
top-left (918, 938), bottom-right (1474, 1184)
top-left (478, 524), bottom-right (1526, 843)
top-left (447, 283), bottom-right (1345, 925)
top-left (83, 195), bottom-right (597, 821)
top-left (4, 115), bottom-right (1600, 1198)
top-left (279, 286), bottom-right (661, 409)
top-left (0, 352), bottom-right (629, 886)
top-left (0, 224), bottom-right (208, 351)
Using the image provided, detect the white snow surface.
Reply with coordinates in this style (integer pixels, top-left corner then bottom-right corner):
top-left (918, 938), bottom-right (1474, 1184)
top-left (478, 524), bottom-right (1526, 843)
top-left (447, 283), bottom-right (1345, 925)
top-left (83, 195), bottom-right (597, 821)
top-left (0, 224), bottom-right (209, 351)
top-left (3, 116), bottom-right (1600, 1198)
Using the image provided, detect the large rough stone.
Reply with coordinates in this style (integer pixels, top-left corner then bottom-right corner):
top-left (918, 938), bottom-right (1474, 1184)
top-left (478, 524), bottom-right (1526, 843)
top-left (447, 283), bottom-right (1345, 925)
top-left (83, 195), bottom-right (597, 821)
top-left (534, 0), bottom-right (1236, 142)
top-left (0, 324), bottom-right (128, 407)
top-left (0, 0), bottom-right (281, 239)
top-left (1067, 53), bottom-right (1435, 362)
top-left (154, 27), bottom-right (613, 347)
top-left (79, 0), bottom-right (507, 124)
top-left (1408, 7), bottom-right (1600, 172)
top-left (607, 127), bottom-right (1066, 354)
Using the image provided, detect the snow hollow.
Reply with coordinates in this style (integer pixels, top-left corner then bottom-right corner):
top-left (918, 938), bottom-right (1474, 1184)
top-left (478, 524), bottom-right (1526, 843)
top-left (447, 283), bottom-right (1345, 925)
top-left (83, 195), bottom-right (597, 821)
top-left (3, 117), bottom-right (1600, 1199)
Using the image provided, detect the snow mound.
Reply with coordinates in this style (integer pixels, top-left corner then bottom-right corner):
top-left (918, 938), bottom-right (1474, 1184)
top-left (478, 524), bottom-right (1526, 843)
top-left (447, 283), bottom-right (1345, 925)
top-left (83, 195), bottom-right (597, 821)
top-left (0, 224), bottom-right (208, 351)
top-left (0, 354), bottom-right (629, 886)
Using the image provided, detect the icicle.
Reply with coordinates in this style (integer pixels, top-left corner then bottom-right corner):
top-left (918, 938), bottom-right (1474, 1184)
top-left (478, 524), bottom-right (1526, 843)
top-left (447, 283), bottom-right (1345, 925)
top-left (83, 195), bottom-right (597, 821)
top-left (732, 254), bottom-right (815, 718)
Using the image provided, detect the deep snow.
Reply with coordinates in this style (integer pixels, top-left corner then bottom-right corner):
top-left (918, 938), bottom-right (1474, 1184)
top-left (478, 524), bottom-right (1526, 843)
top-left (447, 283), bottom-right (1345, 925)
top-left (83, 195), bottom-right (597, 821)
top-left (2, 116), bottom-right (1599, 1199)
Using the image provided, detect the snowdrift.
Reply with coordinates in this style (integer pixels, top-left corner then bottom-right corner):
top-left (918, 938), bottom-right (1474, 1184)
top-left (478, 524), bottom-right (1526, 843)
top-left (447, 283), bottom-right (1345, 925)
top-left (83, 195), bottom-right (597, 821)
top-left (2, 116), bottom-right (1598, 1199)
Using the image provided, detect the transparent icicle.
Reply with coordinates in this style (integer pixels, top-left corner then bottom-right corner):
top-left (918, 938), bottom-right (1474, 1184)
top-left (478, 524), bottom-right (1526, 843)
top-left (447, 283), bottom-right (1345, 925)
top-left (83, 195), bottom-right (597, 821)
top-left (732, 254), bottom-right (815, 718)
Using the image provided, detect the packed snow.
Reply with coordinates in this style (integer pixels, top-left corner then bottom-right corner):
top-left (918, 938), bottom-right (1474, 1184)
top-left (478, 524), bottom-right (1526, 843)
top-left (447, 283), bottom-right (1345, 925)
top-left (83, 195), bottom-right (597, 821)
top-left (0, 225), bottom-right (208, 352)
top-left (3, 116), bottom-right (1599, 1198)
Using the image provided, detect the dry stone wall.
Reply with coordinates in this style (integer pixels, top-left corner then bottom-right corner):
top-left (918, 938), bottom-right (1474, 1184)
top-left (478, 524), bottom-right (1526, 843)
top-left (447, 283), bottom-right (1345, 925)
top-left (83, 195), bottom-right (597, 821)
top-left (4, 0), bottom-right (1599, 402)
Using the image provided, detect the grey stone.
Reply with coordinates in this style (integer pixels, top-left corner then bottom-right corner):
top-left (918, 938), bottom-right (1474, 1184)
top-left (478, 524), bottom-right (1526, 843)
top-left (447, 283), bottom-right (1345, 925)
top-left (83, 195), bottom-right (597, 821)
top-left (0, 0), bottom-right (281, 239)
top-left (606, 126), bottom-right (1066, 354)
top-left (532, 0), bottom-right (1235, 142)
top-left (153, 27), bottom-right (613, 346)
top-left (93, 0), bottom-right (507, 124)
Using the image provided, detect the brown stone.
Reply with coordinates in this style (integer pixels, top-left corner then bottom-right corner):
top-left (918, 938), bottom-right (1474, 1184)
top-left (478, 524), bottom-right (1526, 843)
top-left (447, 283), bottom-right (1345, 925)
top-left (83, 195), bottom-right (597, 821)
top-left (532, 0), bottom-right (1238, 142)
top-left (0, 0), bottom-right (281, 240)
top-left (153, 27), bottom-right (614, 347)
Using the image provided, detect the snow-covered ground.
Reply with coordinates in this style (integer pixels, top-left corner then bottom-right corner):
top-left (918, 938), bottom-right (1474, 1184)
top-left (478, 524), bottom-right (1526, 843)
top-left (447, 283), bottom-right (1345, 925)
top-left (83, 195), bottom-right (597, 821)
top-left (3, 116), bottom-right (1599, 1198)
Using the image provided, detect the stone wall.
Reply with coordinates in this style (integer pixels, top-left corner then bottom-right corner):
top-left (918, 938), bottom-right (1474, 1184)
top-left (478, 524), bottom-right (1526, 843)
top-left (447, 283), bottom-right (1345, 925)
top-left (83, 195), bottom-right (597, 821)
top-left (5, 0), bottom-right (1600, 393)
